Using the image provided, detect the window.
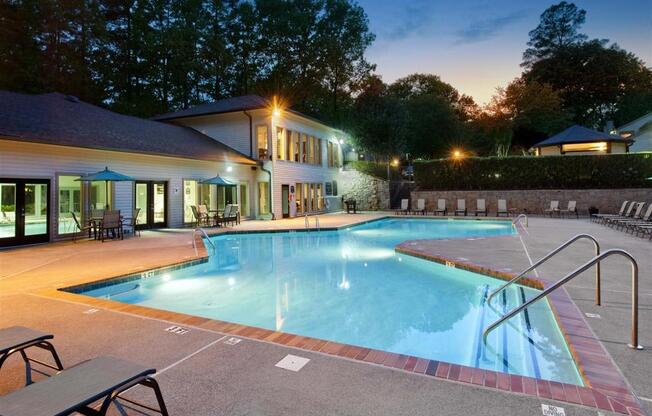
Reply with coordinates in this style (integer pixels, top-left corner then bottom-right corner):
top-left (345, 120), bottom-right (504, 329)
top-left (90, 181), bottom-right (111, 210)
top-left (327, 142), bottom-right (334, 167)
top-left (258, 182), bottom-right (270, 215)
top-left (293, 131), bottom-right (300, 162)
top-left (276, 127), bottom-right (285, 160)
top-left (295, 182), bottom-right (303, 214)
top-left (308, 136), bottom-right (315, 164)
top-left (317, 183), bottom-right (323, 209)
top-left (301, 134), bottom-right (308, 162)
top-left (332, 180), bottom-right (338, 196)
top-left (183, 180), bottom-right (198, 223)
top-left (325, 182), bottom-right (333, 196)
top-left (286, 129), bottom-right (293, 161)
top-left (561, 142), bottom-right (608, 153)
top-left (257, 125), bottom-right (269, 160)
top-left (57, 175), bottom-right (82, 235)
top-left (316, 139), bottom-right (322, 165)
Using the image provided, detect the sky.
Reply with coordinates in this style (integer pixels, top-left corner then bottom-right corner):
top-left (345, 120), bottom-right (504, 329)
top-left (356, 0), bottom-right (652, 105)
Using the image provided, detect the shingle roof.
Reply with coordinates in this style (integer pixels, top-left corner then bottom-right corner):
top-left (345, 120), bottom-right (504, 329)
top-left (534, 125), bottom-right (632, 147)
top-left (0, 91), bottom-right (257, 164)
top-left (152, 95), bottom-right (270, 121)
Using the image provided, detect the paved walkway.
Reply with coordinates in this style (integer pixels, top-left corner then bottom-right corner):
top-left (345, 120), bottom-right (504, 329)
top-left (0, 213), bottom-right (650, 415)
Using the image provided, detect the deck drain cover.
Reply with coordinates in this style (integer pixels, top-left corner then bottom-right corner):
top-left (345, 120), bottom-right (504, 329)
top-left (585, 313), bottom-right (601, 319)
top-left (541, 404), bottom-right (565, 416)
top-left (83, 309), bottom-right (99, 314)
top-left (165, 326), bottom-right (190, 335)
top-left (224, 337), bottom-right (241, 346)
top-left (275, 354), bottom-right (310, 372)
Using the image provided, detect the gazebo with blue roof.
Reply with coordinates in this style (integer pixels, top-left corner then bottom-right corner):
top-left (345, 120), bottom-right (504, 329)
top-left (533, 125), bottom-right (633, 156)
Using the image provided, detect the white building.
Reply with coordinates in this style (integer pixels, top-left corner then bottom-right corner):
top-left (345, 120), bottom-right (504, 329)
top-left (0, 91), bottom-right (260, 247)
top-left (153, 95), bottom-right (346, 219)
top-left (616, 112), bottom-right (652, 153)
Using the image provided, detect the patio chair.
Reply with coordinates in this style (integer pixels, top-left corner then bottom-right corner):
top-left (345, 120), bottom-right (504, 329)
top-left (71, 212), bottom-right (92, 242)
top-left (474, 199), bottom-right (487, 216)
top-left (122, 208), bottom-right (141, 237)
top-left (230, 204), bottom-right (241, 224)
top-left (497, 199), bottom-right (508, 217)
top-left (454, 199), bottom-right (466, 216)
top-left (0, 356), bottom-right (169, 416)
top-left (100, 210), bottom-right (123, 242)
top-left (435, 199), bottom-right (447, 216)
top-left (396, 199), bottom-right (409, 215)
top-left (0, 326), bottom-right (64, 386)
top-left (221, 204), bottom-right (238, 226)
top-left (414, 199), bottom-right (426, 215)
top-left (197, 205), bottom-right (212, 226)
top-left (594, 201), bottom-right (635, 224)
top-left (592, 200), bottom-right (627, 222)
top-left (544, 201), bottom-right (560, 217)
top-left (559, 201), bottom-right (578, 218)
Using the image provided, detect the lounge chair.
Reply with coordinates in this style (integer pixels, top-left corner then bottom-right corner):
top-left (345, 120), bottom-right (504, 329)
top-left (608, 202), bottom-right (645, 229)
top-left (0, 326), bottom-right (64, 386)
top-left (435, 199), bottom-right (447, 216)
top-left (605, 202), bottom-right (643, 228)
top-left (497, 199), bottom-right (508, 217)
top-left (396, 199), bottom-right (409, 215)
top-left (474, 199), bottom-right (487, 216)
top-left (545, 201), bottom-right (560, 217)
top-left (559, 201), bottom-right (578, 218)
top-left (618, 204), bottom-right (652, 233)
top-left (414, 199), bottom-right (426, 215)
top-left (454, 199), bottom-right (466, 216)
top-left (71, 212), bottom-right (93, 242)
top-left (593, 201), bottom-right (632, 224)
top-left (0, 356), bottom-right (169, 416)
top-left (100, 210), bottom-right (123, 242)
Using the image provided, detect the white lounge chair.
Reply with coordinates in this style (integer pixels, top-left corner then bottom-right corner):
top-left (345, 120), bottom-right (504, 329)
top-left (559, 201), bottom-right (578, 218)
top-left (455, 199), bottom-right (466, 216)
top-left (592, 200), bottom-right (627, 222)
top-left (396, 199), bottom-right (409, 215)
top-left (474, 199), bottom-right (487, 216)
top-left (497, 199), bottom-right (508, 217)
top-left (435, 199), bottom-right (447, 216)
top-left (414, 199), bottom-right (426, 215)
top-left (594, 201), bottom-right (635, 224)
top-left (545, 200), bottom-right (559, 217)
top-left (607, 202), bottom-right (645, 228)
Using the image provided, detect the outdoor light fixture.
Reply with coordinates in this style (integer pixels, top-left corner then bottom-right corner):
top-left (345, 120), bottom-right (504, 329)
top-left (339, 139), bottom-right (344, 145)
top-left (391, 159), bottom-right (399, 166)
top-left (272, 107), bottom-right (281, 118)
top-left (452, 149), bottom-right (464, 159)
top-left (226, 166), bottom-right (233, 172)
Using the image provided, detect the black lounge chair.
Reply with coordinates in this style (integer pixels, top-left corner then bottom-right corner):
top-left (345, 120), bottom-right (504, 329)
top-left (0, 326), bottom-right (64, 386)
top-left (0, 355), bottom-right (169, 416)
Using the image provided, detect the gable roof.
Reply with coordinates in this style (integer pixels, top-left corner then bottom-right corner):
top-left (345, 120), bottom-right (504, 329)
top-left (0, 91), bottom-right (257, 164)
top-left (152, 95), bottom-right (270, 121)
top-left (617, 112), bottom-right (652, 133)
top-left (534, 125), bottom-right (632, 148)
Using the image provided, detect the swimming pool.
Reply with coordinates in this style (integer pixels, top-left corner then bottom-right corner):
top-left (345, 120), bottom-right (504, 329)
top-left (72, 218), bottom-right (583, 385)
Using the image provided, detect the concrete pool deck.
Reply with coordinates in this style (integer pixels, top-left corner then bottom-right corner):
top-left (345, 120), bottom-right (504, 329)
top-left (1, 212), bottom-right (651, 415)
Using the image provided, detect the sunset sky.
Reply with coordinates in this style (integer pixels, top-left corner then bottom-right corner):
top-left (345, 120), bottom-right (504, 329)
top-left (357, 0), bottom-right (652, 105)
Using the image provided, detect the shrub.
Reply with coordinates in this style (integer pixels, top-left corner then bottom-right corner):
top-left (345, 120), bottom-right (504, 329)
top-left (346, 160), bottom-right (400, 180)
top-left (413, 154), bottom-right (652, 190)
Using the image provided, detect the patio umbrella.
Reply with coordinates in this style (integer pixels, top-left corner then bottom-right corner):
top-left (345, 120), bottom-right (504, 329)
top-left (200, 175), bottom-right (236, 186)
top-left (76, 167), bottom-right (134, 209)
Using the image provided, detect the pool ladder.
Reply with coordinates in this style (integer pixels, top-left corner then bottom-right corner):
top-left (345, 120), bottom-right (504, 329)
top-left (304, 214), bottom-right (320, 231)
top-left (483, 235), bottom-right (642, 350)
top-left (193, 227), bottom-right (216, 251)
top-left (512, 214), bottom-right (528, 228)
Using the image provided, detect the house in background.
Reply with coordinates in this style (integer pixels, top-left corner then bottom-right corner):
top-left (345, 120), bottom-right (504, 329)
top-left (616, 112), bottom-right (652, 153)
top-left (0, 91), bottom-right (259, 247)
top-left (153, 95), bottom-right (346, 219)
top-left (532, 125), bottom-right (633, 156)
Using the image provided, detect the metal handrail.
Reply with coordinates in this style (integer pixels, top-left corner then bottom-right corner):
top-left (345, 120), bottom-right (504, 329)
top-left (315, 215), bottom-right (320, 230)
top-left (193, 227), bottom-right (216, 251)
top-left (487, 234), bottom-right (601, 305)
top-left (304, 213), bottom-right (309, 229)
top-left (512, 213), bottom-right (528, 228)
top-left (483, 249), bottom-right (642, 350)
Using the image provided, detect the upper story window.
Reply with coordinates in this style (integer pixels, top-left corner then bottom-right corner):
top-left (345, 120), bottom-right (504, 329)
top-left (276, 127), bottom-right (285, 160)
top-left (257, 125), bottom-right (269, 160)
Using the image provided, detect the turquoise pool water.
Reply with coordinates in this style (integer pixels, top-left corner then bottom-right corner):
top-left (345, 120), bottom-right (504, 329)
top-left (75, 218), bottom-right (583, 385)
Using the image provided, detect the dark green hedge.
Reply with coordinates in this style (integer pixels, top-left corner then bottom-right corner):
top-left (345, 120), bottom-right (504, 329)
top-left (414, 154), bottom-right (652, 190)
top-left (346, 161), bottom-right (400, 180)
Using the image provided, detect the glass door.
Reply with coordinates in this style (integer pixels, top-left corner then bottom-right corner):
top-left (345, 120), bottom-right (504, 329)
top-left (135, 181), bottom-right (167, 229)
top-left (0, 179), bottom-right (50, 247)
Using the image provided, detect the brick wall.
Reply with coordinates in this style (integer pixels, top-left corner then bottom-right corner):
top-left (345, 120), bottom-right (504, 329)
top-left (411, 188), bottom-right (652, 216)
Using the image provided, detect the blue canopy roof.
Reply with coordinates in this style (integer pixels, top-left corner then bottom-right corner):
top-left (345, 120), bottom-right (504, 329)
top-left (534, 125), bottom-right (631, 148)
top-left (200, 175), bottom-right (236, 186)
top-left (75, 167), bottom-right (134, 182)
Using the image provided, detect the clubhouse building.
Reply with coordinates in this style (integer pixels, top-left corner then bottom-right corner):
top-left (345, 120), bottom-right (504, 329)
top-left (0, 91), bottom-right (344, 247)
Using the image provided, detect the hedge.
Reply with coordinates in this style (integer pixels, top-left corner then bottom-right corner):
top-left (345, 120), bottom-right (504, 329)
top-left (346, 160), bottom-right (401, 180)
top-left (413, 154), bottom-right (652, 190)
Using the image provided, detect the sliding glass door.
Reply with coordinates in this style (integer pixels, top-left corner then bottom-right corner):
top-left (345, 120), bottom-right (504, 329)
top-left (135, 181), bottom-right (167, 229)
top-left (0, 179), bottom-right (50, 246)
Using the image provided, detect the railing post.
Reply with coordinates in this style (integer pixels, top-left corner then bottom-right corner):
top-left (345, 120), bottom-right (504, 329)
top-left (629, 258), bottom-right (642, 349)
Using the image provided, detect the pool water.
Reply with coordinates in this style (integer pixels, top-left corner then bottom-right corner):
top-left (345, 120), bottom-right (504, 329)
top-left (76, 218), bottom-right (583, 385)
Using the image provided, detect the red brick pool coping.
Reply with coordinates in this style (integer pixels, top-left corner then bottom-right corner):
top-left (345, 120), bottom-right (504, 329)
top-left (40, 234), bottom-right (645, 416)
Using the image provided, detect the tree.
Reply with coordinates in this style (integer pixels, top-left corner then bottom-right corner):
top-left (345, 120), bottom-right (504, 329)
top-left (523, 1), bottom-right (588, 66)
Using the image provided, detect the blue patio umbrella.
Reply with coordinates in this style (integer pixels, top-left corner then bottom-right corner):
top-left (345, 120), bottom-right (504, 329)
top-left (76, 167), bottom-right (134, 209)
top-left (200, 175), bottom-right (236, 186)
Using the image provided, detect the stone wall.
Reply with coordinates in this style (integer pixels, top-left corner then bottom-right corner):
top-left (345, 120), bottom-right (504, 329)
top-left (411, 188), bottom-right (652, 216)
top-left (338, 169), bottom-right (390, 210)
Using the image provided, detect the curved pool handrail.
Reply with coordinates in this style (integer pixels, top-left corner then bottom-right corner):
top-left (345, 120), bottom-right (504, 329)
top-left (487, 234), bottom-right (601, 305)
top-left (512, 214), bottom-right (528, 228)
top-left (483, 249), bottom-right (641, 350)
top-left (193, 227), bottom-right (216, 251)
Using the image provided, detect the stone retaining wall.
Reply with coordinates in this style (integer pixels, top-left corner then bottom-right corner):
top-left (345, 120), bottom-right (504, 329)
top-left (411, 188), bottom-right (652, 216)
top-left (338, 169), bottom-right (390, 210)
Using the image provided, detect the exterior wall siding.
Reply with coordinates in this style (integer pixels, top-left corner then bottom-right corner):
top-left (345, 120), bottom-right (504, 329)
top-left (0, 139), bottom-right (258, 240)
